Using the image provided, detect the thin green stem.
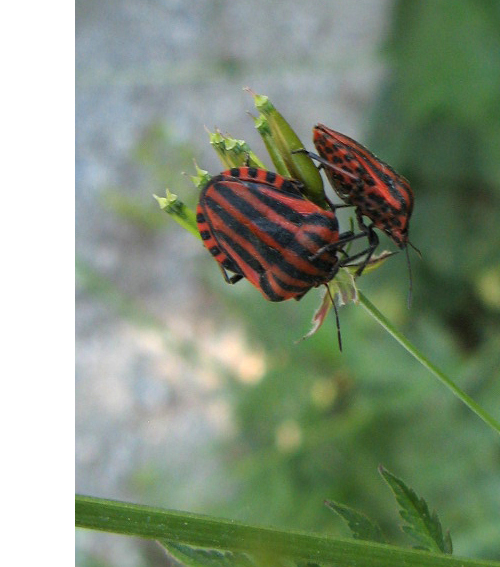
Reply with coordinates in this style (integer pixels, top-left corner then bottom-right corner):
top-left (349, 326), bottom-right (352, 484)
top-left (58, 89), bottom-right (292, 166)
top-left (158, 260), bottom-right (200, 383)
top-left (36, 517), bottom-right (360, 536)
top-left (76, 496), bottom-right (498, 567)
top-left (358, 291), bottom-right (500, 435)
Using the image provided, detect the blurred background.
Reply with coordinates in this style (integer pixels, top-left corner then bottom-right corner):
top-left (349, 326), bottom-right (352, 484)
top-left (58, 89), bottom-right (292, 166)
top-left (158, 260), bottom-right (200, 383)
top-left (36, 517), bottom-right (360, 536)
top-left (76, 1), bottom-right (500, 565)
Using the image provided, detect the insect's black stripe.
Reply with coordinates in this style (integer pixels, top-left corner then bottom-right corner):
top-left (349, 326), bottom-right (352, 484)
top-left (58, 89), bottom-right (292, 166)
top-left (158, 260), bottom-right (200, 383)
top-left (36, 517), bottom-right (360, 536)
top-left (258, 273), bottom-right (287, 302)
top-left (207, 176), bottom-right (340, 235)
top-left (265, 170), bottom-right (277, 185)
top-left (220, 256), bottom-right (242, 272)
top-left (316, 129), bottom-right (412, 212)
top-left (203, 181), bottom-right (339, 281)
top-left (300, 211), bottom-right (339, 232)
top-left (220, 180), bottom-right (306, 226)
top-left (280, 226), bottom-right (338, 270)
top-left (198, 199), bottom-right (244, 276)
top-left (228, 168), bottom-right (305, 196)
top-left (216, 226), bottom-right (330, 286)
top-left (216, 230), bottom-right (267, 275)
top-left (214, 181), bottom-right (340, 241)
top-left (205, 185), bottom-right (298, 247)
top-left (348, 144), bottom-right (411, 211)
top-left (269, 272), bottom-right (318, 294)
top-left (245, 183), bottom-right (336, 226)
top-left (208, 189), bottom-right (338, 276)
top-left (302, 229), bottom-right (339, 249)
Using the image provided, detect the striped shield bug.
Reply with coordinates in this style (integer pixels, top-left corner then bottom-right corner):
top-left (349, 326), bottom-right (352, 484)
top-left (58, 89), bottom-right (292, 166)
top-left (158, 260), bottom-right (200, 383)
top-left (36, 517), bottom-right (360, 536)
top-left (196, 166), bottom-right (370, 349)
top-left (297, 124), bottom-right (419, 304)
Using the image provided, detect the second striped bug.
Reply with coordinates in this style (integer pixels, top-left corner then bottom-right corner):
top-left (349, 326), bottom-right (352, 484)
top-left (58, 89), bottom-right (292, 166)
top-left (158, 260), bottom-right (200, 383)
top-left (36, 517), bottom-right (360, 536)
top-left (296, 124), bottom-right (419, 305)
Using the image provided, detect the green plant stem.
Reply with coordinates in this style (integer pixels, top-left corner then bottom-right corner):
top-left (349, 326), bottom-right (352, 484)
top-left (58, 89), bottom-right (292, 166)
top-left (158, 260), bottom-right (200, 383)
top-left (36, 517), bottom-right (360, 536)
top-left (358, 291), bottom-right (500, 435)
top-left (75, 496), bottom-right (497, 567)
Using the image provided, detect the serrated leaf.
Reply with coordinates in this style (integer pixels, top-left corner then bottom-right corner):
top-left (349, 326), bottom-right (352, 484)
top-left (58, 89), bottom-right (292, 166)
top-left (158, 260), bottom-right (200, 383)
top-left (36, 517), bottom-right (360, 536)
top-left (325, 500), bottom-right (385, 544)
top-left (79, 495), bottom-right (491, 567)
top-left (443, 530), bottom-right (453, 555)
top-left (379, 466), bottom-right (453, 554)
top-left (160, 541), bottom-right (258, 567)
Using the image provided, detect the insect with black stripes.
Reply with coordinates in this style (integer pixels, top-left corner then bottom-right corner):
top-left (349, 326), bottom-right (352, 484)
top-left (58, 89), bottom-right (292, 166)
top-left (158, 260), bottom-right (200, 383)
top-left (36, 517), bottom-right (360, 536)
top-left (297, 124), bottom-right (419, 304)
top-left (196, 166), bottom-right (371, 349)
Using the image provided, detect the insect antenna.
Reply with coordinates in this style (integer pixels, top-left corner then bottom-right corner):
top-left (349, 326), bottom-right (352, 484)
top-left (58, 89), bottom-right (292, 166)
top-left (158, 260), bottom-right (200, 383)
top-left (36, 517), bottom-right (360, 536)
top-left (405, 245), bottom-right (413, 309)
top-left (325, 284), bottom-right (342, 352)
top-left (292, 149), bottom-right (360, 182)
top-left (405, 240), bottom-right (421, 308)
top-left (408, 240), bottom-right (422, 258)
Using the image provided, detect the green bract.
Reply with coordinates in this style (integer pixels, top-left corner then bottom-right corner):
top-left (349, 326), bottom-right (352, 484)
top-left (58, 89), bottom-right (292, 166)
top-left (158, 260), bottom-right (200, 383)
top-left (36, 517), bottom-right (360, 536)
top-left (251, 92), bottom-right (327, 208)
top-left (208, 129), bottom-right (265, 169)
top-left (253, 113), bottom-right (292, 178)
top-left (153, 190), bottom-right (199, 238)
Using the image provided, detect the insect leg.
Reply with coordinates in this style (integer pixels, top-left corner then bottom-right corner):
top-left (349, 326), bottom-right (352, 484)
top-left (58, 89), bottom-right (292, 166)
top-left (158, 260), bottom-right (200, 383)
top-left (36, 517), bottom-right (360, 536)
top-left (349, 210), bottom-right (379, 276)
top-left (218, 264), bottom-right (244, 285)
top-left (308, 230), bottom-right (368, 261)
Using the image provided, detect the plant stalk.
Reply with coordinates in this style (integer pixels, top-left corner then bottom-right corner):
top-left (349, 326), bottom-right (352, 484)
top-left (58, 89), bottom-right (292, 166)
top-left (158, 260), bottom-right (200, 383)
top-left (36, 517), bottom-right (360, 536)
top-left (358, 291), bottom-right (500, 436)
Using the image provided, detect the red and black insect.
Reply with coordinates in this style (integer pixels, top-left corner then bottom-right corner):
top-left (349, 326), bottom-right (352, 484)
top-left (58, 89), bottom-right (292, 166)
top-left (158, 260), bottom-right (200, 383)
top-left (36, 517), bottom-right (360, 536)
top-left (197, 166), bottom-right (370, 349)
top-left (298, 124), bottom-right (418, 303)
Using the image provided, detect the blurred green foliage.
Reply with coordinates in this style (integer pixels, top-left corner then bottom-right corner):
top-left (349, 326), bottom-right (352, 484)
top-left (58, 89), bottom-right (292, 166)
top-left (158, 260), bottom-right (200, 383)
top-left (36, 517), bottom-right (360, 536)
top-left (189, 1), bottom-right (500, 561)
top-left (101, 123), bottom-right (197, 231)
top-left (369, 0), bottom-right (500, 349)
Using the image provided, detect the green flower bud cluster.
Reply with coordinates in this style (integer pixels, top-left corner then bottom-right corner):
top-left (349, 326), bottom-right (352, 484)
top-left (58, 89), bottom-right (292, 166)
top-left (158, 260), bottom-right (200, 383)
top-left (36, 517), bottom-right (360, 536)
top-left (155, 90), bottom-right (330, 233)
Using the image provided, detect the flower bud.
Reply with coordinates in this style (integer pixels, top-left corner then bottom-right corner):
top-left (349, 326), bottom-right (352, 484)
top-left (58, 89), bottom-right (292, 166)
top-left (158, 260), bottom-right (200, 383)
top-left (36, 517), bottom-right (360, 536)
top-left (154, 189), bottom-right (199, 239)
top-left (208, 129), bottom-right (265, 169)
top-left (250, 91), bottom-right (326, 208)
top-left (253, 114), bottom-right (291, 177)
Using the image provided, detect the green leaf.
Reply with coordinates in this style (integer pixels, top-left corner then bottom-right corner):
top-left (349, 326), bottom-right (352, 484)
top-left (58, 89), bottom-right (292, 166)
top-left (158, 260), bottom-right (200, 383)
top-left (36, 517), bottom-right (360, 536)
top-left (325, 500), bottom-right (386, 544)
top-left (380, 467), bottom-right (453, 554)
top-left (160, 541), bottom-right (258, 567)
top-left (76, 495), bottom-right (497, 567)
